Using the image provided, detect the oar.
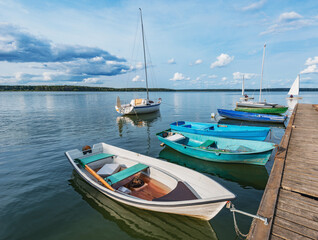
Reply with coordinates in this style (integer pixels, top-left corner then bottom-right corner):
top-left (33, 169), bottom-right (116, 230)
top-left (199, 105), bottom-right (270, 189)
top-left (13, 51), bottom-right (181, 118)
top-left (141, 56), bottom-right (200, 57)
top-left (84, 164), bottom-right (115, 191)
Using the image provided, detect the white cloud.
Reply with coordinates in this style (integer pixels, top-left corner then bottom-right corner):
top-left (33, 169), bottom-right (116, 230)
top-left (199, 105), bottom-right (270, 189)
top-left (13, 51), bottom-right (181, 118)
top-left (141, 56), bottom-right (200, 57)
top-left (208, 74), bottom-right (217, 79)
top-left (15, 72), bottom-right (23, 81)
top-left (300, 64), bottom-right (318, 74)
top-left (91, 56), bottom-right (104, 62)
top-left (170, 72), bottom-right (190, 81)
top-left (261, 11), bottom-right (316, 35)
top-left (222, 77), bottom-right (227, 81)
top-left (210, 54), bottom-right (234, 69)
top-left (135, 62), bottom-right (143, 69)
top-left (305, 56), bottom-right (318, 65)
top-left (83, 77), bottom-right (102, 84)
top-left (167, 58), bottom-right (176, 64)
top-left (194, 59), bottom-right (203, 65)
top-left (278, 11), bottom-right (302, 23)
top-left (241, 0), bottom-right (266, 11)
top-left (233, 72), bottom-right (257, 80)
top-left (132, 75), bottom-right (144, 82)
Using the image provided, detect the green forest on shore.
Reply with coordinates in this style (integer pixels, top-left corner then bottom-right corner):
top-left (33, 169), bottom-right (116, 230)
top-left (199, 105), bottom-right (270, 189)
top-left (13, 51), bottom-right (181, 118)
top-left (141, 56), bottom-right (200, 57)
top-left (0, 85), bottom-right (317, 92)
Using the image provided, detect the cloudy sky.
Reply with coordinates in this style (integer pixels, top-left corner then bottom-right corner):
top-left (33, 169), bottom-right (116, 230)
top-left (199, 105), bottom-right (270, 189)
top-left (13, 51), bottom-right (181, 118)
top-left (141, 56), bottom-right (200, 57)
top-left (0, 0), bottom-right (318, 89)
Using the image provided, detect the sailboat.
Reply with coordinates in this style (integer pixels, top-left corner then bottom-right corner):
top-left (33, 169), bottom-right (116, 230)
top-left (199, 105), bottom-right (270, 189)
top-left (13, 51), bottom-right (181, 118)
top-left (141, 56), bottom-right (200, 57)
top-left (115, 8), bottom-right (161, 115)
top-left (236, 44), bottom-right (288, 114)
top-left (286, 74), bottom-right (303, 99)
top-left (239, 75), bottom-right (254, 100)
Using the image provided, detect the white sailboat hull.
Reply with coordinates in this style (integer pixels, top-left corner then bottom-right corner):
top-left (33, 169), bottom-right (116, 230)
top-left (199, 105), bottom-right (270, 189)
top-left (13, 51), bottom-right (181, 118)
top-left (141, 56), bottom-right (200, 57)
top-left (116, 102), bottom-right (161, 115)
top-left (65, 143), bottom-right (235, 220)
top-left (240, 97), bottom-right (254, 100)
top-left (286, 96), bottom-right (303, 100)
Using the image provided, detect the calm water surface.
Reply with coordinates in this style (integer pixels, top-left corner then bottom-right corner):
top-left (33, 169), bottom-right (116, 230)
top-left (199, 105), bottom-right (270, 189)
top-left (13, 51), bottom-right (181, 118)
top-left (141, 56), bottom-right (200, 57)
top-left (0, 91), bottom-right (316, 240)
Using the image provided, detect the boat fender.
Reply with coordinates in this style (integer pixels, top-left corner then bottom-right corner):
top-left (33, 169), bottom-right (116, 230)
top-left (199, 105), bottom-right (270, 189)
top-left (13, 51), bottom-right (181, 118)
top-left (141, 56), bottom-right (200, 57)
top-left (82, 145), bottom-right (92, 155)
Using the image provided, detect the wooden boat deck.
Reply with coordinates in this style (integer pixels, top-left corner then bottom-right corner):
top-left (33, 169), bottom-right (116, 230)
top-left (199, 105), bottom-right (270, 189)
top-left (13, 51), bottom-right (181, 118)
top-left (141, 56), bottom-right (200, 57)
top-left (248, 103), bottom-right (318, 239)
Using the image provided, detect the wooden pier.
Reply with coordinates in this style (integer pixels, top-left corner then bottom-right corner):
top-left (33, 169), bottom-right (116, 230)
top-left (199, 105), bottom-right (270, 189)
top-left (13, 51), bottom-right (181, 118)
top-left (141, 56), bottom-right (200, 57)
top-left (248, 104), bottom-right (318, 239)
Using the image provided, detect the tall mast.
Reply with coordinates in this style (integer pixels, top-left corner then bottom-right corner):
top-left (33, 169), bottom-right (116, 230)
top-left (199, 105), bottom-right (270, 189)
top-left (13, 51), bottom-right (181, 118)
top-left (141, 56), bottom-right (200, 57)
top-left (259, 43), bottom-right (266, 102)
top-left (139, 8), bottom-right (149, 100)
top-left (242, 74), bottom-right (245, 96)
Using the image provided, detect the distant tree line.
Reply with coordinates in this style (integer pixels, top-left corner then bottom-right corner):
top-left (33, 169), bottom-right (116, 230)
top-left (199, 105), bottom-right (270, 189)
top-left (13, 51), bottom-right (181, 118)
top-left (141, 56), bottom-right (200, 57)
top-left (0, 85), bottom-right (317, 92)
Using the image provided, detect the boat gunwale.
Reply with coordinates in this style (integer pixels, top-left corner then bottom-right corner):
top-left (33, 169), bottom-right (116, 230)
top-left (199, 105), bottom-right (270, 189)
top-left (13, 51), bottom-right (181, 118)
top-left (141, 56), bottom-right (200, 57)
top-left (157, 129), bottom-right (275, 155)
top-left (170, 121), bottom-right (270, 132)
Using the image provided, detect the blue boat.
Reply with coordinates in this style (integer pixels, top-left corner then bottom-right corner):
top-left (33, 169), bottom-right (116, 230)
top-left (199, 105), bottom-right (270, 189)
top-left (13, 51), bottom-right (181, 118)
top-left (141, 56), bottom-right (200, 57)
top-left (156, 130), bottom-right (276, 165)
top-left (170, 121), bottom-right (270, 141)
top-left (217, 109), bottom-right (287, 123)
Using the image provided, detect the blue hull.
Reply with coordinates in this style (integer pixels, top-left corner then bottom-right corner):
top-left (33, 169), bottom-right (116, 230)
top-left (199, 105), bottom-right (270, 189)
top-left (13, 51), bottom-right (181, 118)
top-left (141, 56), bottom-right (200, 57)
top-left (170, 121), bottom-right (270, 141)
top-left (157, 130), bottom-right (275, 166)
top-left (217, 109), bottom-right (287, 123)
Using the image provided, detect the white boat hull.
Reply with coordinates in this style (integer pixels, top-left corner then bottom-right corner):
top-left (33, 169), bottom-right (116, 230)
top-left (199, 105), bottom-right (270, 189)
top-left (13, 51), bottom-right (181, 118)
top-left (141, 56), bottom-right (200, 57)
top-left (240, 97), bottom-right (254, 100)
top-left (96, 186), bottom-right (227, 220)
top-left (286, 96), bottom-right (303, 100)
top-left (65, 143), bottom-right (235, 220)
top-left (116, 103), bottom-right (161, 115)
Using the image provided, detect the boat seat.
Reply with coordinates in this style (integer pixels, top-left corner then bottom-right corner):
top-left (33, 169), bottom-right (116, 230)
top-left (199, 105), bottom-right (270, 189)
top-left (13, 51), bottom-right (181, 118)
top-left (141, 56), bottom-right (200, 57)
top-left (76, 153), bottom-right (114, 167)
top-left (153, 181), bottom-right (198, 201)
top-left (199, 140), bottom-right (216, 149)
top-left (106, 163), bottom-right (148, 185)
top-left (97, 163), bottom-right (121, 178)
top-left (165, 134), bottom-right (185, 142)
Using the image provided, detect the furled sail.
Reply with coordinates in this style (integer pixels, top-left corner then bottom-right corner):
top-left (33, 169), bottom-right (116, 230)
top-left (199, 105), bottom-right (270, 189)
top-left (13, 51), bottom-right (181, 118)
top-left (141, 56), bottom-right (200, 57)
top-left (116, 96), bottom-right (121, 108)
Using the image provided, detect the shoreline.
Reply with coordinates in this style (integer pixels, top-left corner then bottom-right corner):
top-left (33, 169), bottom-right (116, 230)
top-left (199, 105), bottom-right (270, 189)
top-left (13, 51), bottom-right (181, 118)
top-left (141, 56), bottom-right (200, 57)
top-left (1, 85), bottom-right (318, 92)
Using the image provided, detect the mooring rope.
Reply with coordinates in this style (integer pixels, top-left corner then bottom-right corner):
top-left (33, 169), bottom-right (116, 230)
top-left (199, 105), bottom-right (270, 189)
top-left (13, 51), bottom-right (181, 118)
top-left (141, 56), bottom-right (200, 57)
top-left (232, 209), bottom-right (249, 239)
top-left (226, 201), bottom-right (268, 239)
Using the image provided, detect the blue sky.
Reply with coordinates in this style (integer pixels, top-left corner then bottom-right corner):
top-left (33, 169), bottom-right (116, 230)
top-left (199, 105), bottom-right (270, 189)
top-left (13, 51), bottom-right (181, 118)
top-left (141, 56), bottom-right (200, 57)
top-left (0, 0), bottom-right (318, 89)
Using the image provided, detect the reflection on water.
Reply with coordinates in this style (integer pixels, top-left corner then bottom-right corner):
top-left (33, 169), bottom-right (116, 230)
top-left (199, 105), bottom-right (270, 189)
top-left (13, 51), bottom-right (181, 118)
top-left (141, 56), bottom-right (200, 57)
top-left (69, 172), bottom-right (218, 240)
top-left (117, 111), bottom-right (161, 136)
top-left (159, 147), bottom-right (269, 190)
top-left (286, 98), bottom-right (299, 111)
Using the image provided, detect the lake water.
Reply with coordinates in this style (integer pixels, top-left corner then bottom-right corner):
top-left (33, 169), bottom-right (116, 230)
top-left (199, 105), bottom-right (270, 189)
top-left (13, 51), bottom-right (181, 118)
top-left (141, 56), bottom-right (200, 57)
top-left (0, 91), bottom-right (316, 240)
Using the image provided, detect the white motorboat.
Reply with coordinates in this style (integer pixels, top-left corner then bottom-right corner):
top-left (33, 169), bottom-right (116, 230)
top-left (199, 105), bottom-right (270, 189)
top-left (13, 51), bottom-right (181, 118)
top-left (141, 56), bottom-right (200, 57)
top-left (65, 142), bottom-right (235, 220)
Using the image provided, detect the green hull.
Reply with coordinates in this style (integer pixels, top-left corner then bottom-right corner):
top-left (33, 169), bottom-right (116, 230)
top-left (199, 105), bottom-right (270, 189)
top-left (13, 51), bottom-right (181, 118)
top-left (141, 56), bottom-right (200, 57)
top-left (235, 107), bottom-right (288, 114)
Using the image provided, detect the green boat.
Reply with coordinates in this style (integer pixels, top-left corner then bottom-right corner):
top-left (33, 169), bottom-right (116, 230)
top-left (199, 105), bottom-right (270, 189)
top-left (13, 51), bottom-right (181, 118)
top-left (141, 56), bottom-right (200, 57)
top-left (235, 106), bottom-right (288, 114)
top-left (235, 44), bottom-right (288, 115)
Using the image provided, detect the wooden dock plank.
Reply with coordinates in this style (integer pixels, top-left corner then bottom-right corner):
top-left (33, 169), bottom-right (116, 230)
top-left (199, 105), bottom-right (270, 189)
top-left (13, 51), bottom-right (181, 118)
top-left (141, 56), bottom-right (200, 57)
top-left (275, 209), bottom-right (318, 231)
top-left (279, 189), bottom-right (318, 206)
top-left (271, 225), bottom-right (312, 240)
top-left (248, 105), bottom-right (298, 239)
top-left (276, 199), bottom-right (318, 222)
top-left (282, 170), bottom-right (318, 184)
top-left (248, 104), bottom-right (318, 240)
top-left (277, 196), bottom-right (318, 214)
top-left (281, 179), bottom-right (318, 198)
top-left (273, 216), bottom-right (318, 239)
top-left (270, 235), bottom-right (284, 240)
